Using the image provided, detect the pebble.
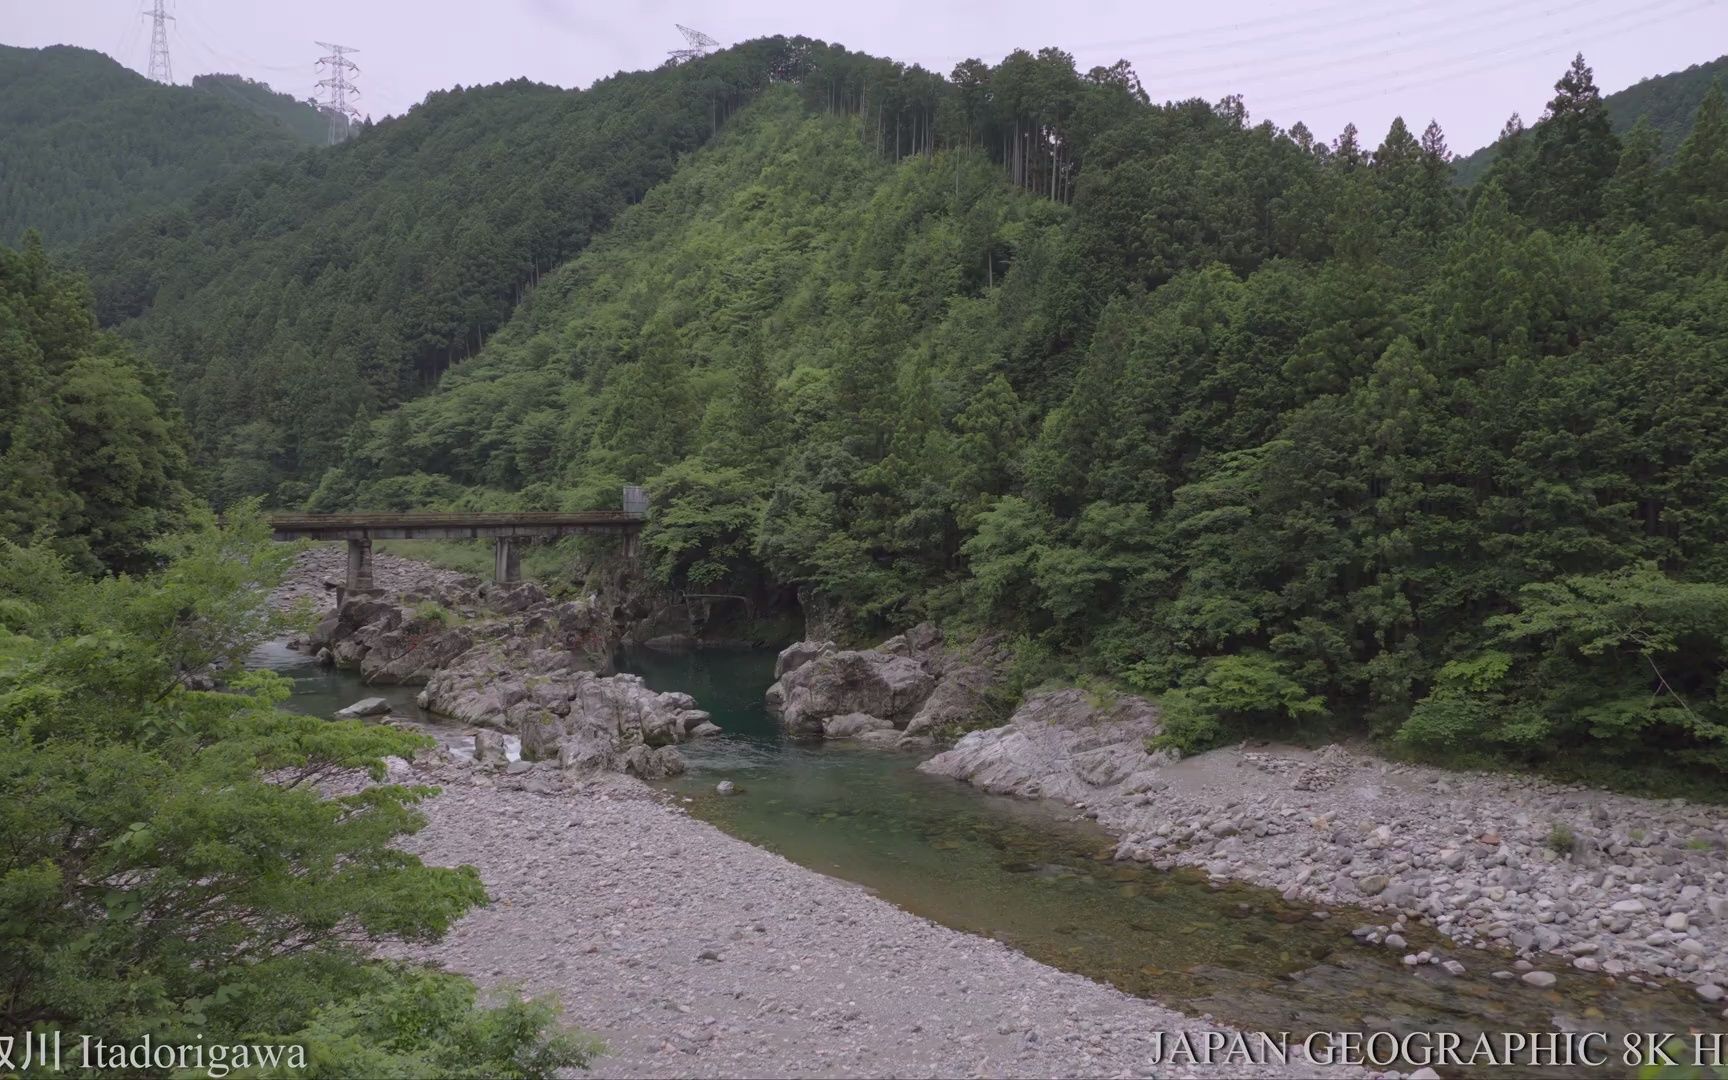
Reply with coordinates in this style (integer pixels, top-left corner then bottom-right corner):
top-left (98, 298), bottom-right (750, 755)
top-left (375, 765), bottom-right (1362, 1079)
top-left (927, 713), bottom-right (1728, 996)
top-left (287, 549), bottom-right (1728, 1073)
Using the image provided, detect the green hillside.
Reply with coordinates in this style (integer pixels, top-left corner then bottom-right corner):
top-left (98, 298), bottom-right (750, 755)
top-left (22, 36), bottom-right (1728, 783)
top-left (1454, 52), bottom-right (1727, 183)
top-left (81, 38), bottom-right (811, 505)
top-left (0, 45), bottom-right (324, 246)
top-left (5, 32), bottom-right (1728, 1069)
top-left (193, 71), bottom-right (347, 145)
top-left (304, 46), bottom-right (1728, 782)
top-left (306, 87), bottom-right (1056, 520)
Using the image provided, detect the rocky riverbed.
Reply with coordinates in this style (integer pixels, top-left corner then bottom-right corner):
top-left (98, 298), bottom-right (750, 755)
top-left (380, 758), bottom-right (1364, 1079)
top-left (277, 555), bottom-right (1359, 1075)
top-left (276, 548), bottom-right (1727, 1070)
top-left (272, 542), bottom-right (471, 612)
top-left (279, 544), bottom-right (719, 778)
top-left (919, 687), bottom-right (1728, 1009)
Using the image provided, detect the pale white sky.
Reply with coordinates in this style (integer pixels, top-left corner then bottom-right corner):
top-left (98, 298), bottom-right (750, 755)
top-left (7, 0), bottom-right (1727, 153)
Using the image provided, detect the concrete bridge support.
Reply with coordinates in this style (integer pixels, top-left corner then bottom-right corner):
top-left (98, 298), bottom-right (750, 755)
top-left (268, 513), bottom-right (644, 593)
top-left (494, 536), bottom-right (521, 584)
top-left (345, 538), bottom-right (375, 592)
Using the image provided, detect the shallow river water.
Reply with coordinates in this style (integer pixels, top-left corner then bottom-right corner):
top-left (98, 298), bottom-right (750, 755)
top-left (259, 640), bottom-right (1725, 1073)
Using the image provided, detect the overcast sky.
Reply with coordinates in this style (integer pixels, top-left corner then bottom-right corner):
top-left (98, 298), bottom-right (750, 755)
top-left (11, 0), bottom-right (1728, 153)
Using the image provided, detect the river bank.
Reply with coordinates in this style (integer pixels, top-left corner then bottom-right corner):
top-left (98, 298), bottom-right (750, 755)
top-left (271, 546), bottom-right (1727, 1072)
top-left (379, 759), bottom-right (1360, 1079)
top-left (271, 548), bottom-right (1365, 1075)
top-left (754, 628), bottom-right (1728, 1001)
top-left (920, 691), bottom-right (1728, 1006)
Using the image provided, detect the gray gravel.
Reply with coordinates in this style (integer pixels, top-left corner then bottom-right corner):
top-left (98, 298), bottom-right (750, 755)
top-left (385, 763), bottom-right (1367, 1079)
top-left (283, 549), bottom-right (1368, 1076)
top-left (272, 542), bottom-right (472, 612)
top-left (924, 692), bottom-right (1728, 995)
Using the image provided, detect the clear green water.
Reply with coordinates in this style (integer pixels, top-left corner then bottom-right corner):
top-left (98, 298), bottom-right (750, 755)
top-left (264, 639), bottom-right (1725, 1071)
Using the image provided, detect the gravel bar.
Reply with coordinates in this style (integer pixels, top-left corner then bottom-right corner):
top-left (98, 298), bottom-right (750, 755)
top-left (388, 764), bottom-right (1369, 1079)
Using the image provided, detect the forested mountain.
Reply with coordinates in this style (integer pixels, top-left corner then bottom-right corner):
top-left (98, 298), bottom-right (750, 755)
top-left (0, 45), bottom-right (325, 246)
top-left (1453, 52), bottom-right (1727, 183)
top-left (192, 71), bottom-right (347, 145)
top-left (301, 47), bottom-right (1728, 784)
top-left (81, 38), bottom-right (816, 506)
top-left (17, 34), bottom-right (1720, 781)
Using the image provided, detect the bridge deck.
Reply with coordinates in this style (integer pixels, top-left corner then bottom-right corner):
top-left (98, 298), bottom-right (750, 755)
top-left (269, 511), bottom-right (644, 541)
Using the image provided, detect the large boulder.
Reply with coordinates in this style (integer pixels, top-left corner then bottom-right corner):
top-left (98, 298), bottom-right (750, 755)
top-left (487, 581), bottom-right (549, 614)
top-left (623, 744), bottom-right (687, 779)
top-left (335, 696), bottom-right (391, 718)
top-left (917, 688), bottom-right (1167, 802)
top-left (473, 729), bottom-right (511, 765)
top-left (902, 662), bottom-right (998, 737)
top-left (823, 712), bottom-right (895, 738)
top-left (360, 623), bottom-right (475, 684)
top-left (772, 650), bottom-right (936, 734)
top-left (774, 639), bottom-right (836, 680)
top-left (556, 726), bottom-right (620, 773)
top-left (878, 622), bottom-right (943, 661)
top-left (427, 657), bottom-right (716, 776)
top-left (763, 626), bottom-right (1007, 745)
top-left (311, 597), bottom-right (400, 653)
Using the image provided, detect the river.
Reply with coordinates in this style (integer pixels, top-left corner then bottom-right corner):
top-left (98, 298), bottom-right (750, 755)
top-left (256, 639), bottom-right (1725, 1073)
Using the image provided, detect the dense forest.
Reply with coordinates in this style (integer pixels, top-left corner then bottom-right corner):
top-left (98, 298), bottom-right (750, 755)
top-left (0, 45), bottom-right (326, 247)
top-left (191, 70), bottom-right (350, 145)
top-left (302, 46), bottom-right (1728, 785)
top-left (77, 39), bottom-right (820, 505)
top-left (3, 28), bottom-right (1726, 1070)
top-left (0, 236), bottom-right (192, 572)
top-left (5, 36), bottom-right (1726, 787)
top-left (1452, 51), bottom-right (1726, 183)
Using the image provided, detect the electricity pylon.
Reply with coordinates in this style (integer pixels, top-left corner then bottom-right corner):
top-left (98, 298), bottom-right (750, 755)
top-left (668, 24), bottom-right (719, 63)
top-left (314, 41), bottom-right (361, 145)
top-left (144, 0), bottom-right (173, 83)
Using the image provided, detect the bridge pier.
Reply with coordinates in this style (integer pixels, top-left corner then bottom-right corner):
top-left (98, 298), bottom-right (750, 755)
top-left (494, 537), bottom-right (521, 584)
top-left (345, 538), bottom-right (375, 593)
top-left (267, 514), bottom-right (644, 588)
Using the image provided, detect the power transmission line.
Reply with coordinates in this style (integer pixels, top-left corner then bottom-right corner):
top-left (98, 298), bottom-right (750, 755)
top-left (179, 8), bottom-right (303, 75)
top-left (314, 41), bottom-right (361, 145)
top-left (926, 0), bottom-right (1440, 66)
top-left (668, 24), bottom-right (719, 63)
top-left (114, 11), bottom-right (143, 75)
top-left (1142, 0), bottom-right (1613, 90)
top-left (1269, 0), bottom-right (1706, 115)
top-left (143, 0), bottom-right (173, 83)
